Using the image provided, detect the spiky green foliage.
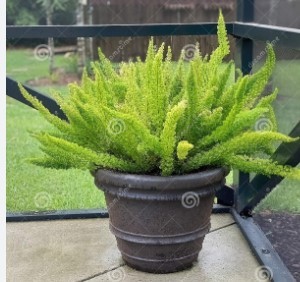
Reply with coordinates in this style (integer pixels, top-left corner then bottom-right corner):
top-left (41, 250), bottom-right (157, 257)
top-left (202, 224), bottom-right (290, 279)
top-left (177, 141), bottom-right (194, 161)
top-left (20, 11), bottom-right (300, 179)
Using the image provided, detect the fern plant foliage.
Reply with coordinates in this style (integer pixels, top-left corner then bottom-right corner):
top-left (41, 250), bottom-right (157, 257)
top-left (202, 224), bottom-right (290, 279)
top-left (20, 12), bottom-right (300, 178)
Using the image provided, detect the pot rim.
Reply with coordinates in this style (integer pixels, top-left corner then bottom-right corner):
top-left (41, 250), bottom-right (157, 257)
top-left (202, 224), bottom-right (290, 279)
top-left (94, 166), bottom-right (229, 191)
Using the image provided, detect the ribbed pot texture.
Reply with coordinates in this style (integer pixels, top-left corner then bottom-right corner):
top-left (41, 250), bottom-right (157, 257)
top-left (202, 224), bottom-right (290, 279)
top-left (94, 167), bottom-right (227, 273)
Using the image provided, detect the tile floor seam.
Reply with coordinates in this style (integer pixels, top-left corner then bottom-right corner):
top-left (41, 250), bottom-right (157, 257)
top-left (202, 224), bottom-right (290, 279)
top-left (77, 263), bottom-right (126, 282)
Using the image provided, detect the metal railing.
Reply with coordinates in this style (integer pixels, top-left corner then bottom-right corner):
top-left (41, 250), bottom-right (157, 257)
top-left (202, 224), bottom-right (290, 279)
top-left (7, 12), bottom-right (300, 215)
top-left (6, 0), bottom-right (300, 280)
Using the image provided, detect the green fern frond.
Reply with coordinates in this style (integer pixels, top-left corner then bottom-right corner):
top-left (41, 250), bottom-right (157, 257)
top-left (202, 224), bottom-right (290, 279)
top-left (207, 10), bottom-right (230, 76)
top-left (33, 133), bottom-right (139, 172)
top-left (18, 11), bottom-right (299, 180)
top-left (244, 45), bottom-right (276, 108)
top-left (185, 132), bottom-right (298, 172)
top-left (227, 155), bottom-right (300, 179)
top-left (177, 140), bottom-right (194, 161)
top-left (160, 100), bottom-right (187, 175)
top-left (19, 84), bottom-right (70, 133)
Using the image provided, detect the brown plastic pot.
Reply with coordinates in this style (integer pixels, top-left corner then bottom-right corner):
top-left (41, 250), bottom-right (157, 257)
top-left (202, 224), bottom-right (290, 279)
top-left (94, 167), bottom-right (228, 273)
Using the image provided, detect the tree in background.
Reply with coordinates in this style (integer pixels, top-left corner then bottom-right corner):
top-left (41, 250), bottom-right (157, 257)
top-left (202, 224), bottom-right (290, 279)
top-left (7, 0), bottom-right (86, 75)
top-left (76, 0), bottom-right (86, 76)
top-left (7, 1), bottom-right (40, 25)
top-left (7, 0), bottom-right (77, 73)
top-left (37, 0), bottom-right (70, 74)
top-left (7, 0), bottom-right (77, 26)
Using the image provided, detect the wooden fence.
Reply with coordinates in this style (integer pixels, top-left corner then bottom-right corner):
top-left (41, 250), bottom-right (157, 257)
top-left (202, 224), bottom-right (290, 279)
top-left (90, 0), bottom-right (236, 61)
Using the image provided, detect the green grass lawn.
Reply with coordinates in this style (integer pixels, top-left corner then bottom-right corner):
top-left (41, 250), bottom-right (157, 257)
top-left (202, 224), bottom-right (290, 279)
top-left (7, 48), bottom-right (76, 82)
top-left (7, 48), bottom-right (106, 212)
top-left (254, 166), bottom-right (300, 213)
top-left (254, 60), bottom-right (300, 214)
top-left (7, 98), bottom-right (106, 211)
top-left (6, 48), bottom-right (300, 213)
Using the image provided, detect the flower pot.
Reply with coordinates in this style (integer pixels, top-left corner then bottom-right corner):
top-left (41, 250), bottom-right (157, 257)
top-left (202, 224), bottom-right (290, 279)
top-left (94, 167), bottom-right (228, 273)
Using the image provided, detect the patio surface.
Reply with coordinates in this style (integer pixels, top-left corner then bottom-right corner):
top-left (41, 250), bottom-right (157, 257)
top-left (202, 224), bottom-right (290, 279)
top-left (7, 214), bottom-right (262, 282)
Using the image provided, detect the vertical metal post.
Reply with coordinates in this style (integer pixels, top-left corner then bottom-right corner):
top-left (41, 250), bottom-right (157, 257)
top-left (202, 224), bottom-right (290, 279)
top-left (234, 0), bottom-right (254, 214)
top-left (87, 0), bottom-right (94, 60)
top-left (77, 0), bottom-right (87, 76)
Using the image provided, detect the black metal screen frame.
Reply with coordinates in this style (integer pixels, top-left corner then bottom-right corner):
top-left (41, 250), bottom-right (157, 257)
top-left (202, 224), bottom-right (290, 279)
top-left (7, 20), bottom-right (300, 213)
top-left (6, 0), bottom-right (300, 280)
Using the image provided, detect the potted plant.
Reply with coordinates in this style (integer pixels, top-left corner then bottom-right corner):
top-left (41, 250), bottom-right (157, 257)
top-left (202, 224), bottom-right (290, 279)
top-left (19, 12), bottom-right (299, 273)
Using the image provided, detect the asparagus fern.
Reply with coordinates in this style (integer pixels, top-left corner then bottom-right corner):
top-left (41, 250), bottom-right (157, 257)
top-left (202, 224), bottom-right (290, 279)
top-left (20, 11), bottom-right (300, 179)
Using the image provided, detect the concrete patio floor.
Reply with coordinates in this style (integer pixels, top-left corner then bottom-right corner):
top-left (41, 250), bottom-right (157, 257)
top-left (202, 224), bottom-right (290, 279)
top-left (7, 214), bottom-right (261, 282)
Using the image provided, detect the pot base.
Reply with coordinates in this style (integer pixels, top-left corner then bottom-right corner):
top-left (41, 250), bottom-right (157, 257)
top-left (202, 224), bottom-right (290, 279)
top-left (114, 233), bottom-right (206, 273)
top-left (122, 254), bottom-right (198, 274)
